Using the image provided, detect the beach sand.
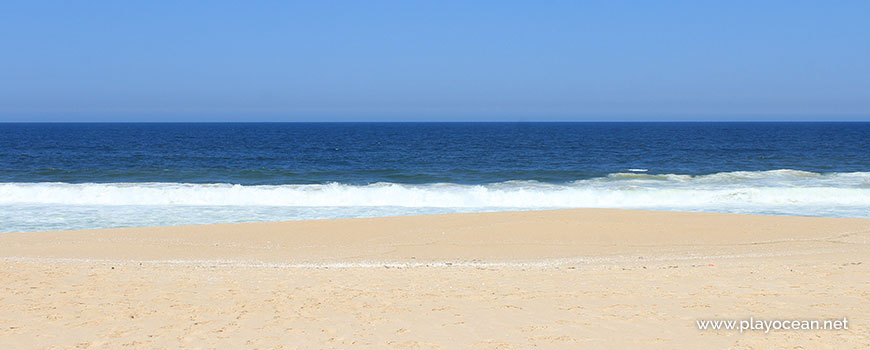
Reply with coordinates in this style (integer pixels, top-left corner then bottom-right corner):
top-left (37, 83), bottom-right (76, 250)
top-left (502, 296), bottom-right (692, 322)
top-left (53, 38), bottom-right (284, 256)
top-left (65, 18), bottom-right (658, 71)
top-left (1, 209), bottom-right (869, 349)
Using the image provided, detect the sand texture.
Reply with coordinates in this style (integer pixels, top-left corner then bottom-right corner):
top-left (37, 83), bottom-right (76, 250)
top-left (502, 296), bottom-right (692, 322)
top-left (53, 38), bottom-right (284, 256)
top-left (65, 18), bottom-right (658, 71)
top-left (1, 209), bottom-right (869, 349)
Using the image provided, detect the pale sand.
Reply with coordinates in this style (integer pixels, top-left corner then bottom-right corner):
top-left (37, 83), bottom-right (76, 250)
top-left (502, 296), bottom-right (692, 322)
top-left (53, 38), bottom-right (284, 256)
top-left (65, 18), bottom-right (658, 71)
top-left (1, 209), bottom-right (869, 349)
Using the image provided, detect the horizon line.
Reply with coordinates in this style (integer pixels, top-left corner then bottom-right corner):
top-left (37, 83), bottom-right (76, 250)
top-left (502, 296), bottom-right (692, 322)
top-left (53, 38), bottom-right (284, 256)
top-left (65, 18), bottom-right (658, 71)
top-left (2, 120), bottom-right (870, 124)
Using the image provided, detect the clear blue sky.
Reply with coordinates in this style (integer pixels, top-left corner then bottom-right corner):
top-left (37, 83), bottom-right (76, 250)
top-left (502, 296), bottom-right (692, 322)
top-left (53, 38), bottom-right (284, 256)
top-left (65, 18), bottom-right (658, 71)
top-left (2, 1), bottom-right (869, 121)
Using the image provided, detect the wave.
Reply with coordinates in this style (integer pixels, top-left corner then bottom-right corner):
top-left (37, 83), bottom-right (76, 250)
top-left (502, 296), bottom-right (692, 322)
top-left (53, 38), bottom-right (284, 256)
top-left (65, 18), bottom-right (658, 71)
top-left (1, 170), bottom-right (868, 209)
top-left (2, 169), bottom-right (868, 232)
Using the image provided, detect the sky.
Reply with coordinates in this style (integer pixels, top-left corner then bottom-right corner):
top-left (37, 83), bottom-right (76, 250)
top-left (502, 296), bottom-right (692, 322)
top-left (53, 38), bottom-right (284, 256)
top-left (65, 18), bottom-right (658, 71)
top-left (1, 1), bottom-right (869, 122)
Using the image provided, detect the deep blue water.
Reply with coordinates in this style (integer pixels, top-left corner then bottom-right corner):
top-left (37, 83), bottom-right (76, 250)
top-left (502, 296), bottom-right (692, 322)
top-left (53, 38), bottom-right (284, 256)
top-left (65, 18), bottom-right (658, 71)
top-left (2, 122), bottom-right (869, 184)
top-left (2, 122), bottom-right (870, 232)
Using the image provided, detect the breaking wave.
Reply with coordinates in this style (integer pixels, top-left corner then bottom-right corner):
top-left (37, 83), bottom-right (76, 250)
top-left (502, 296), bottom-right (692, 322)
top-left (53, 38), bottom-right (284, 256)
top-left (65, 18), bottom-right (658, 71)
top-left (1, 170), bottom-right (868, 208)
top-left (1, 170), bottom-right (868, 232)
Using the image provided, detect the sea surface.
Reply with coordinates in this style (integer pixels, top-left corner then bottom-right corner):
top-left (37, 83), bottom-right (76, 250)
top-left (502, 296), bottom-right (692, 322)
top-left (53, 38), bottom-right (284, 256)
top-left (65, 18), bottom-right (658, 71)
top-left (1, 122), bottom-right (869, 233)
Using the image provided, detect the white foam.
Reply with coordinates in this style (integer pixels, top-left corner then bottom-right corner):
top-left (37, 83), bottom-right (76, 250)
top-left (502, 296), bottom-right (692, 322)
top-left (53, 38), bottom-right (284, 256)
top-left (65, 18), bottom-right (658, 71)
top-left (1, 170), bottom-right (867, 208)
top-left (1, 170), bottom-right (868, 232)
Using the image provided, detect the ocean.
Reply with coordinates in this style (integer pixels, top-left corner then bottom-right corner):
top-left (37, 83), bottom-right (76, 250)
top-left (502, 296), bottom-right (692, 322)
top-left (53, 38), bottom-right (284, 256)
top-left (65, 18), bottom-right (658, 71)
top-left (1, 122), bottom-right (869, 233)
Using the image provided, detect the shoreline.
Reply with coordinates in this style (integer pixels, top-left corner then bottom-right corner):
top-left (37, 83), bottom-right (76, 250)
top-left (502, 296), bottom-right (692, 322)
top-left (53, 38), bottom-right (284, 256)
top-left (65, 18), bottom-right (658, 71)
top-left (5, 206), bottom-right (869, 234)
top-left (2, 208), bottom-right (868, 264)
